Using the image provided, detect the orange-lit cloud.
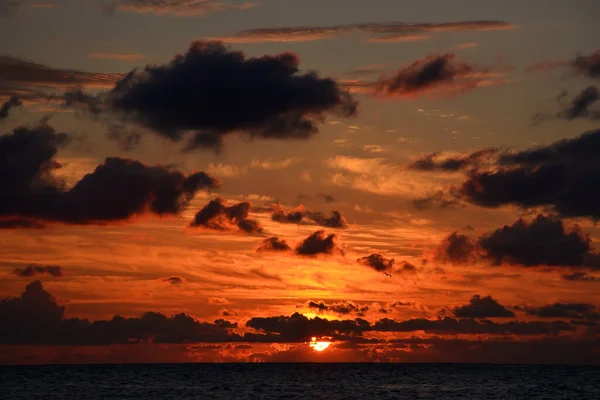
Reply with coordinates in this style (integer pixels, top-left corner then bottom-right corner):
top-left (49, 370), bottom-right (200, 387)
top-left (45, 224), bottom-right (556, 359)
top-left (103, 0), bottom-right (256, 17)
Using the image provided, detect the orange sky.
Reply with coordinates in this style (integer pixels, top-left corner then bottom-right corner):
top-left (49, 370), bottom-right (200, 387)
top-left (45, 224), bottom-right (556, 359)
top-left (0, 0), bottom-right (599, 365)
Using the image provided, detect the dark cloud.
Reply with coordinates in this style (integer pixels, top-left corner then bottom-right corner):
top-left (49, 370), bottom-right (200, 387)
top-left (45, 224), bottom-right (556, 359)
top-left (412, 190), bottom-right (461, 210)
top-left (307, 301), bottom-right (370, 316)
top-left (346, 53), bottom-right (508, 98)
top-left (256, 236), bottom-right (291, 252)
top-left (0, 123), bottom-right (218, 225)
top-left (0, 95), bottom-right (21, 120)
top-left (103, 0), bottom-right (255, 17)
top-left (271, 204), bottom-right (305, 224)
top-left (373, 317), bottom-right (572, 335)
top-left (453, 295), bottom-right (515, 318)
top-left (435, 232), bottom-right (478, 265)
top-left (0, 281), bottom-right (241, 345)
top-left (163, 276), bottom-right (184, 285)
top-left (398, 261), bottom-right (418, 274)
top-left (571, 50), bottom-right (600, 79)
top-left (108, 41), bottom-right (357, 149)
top-left (478, 215), bottom-right (599, 268)
top-left (212, 21), bottom-right (516, 43)
top-left (409, 148), bottom-right (497, 172)
top-left (318, 193), bottom-right (336, 203)
top-left (190, 198), bottom-right (262, 234)
top-left (0, 218), bottom-right (44, 229)
top-left (557, 86), bottom-right (600, 121)
top-left (357, 253), bottom-right (395, 272)
top-left (459, 129), bottom-right (600, 220)
top-left (517, 303), bottom-right (599, 320)
top-left (13, 264), bottom-right (64, 278)
top-left (561, 272), bottom-right (600, 282)
top-left (271, 204), bottom-right (348, 228)
top-left (295, 230), bottom-right (343, 256)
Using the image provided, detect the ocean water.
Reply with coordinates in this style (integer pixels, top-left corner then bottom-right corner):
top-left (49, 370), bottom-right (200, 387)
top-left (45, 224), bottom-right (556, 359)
top-left (1, 363), bottom-right (599, 400)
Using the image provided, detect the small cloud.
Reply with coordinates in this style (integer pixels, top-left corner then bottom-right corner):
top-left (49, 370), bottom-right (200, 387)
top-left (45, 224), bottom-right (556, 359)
top-left (162, 276), bottom-right (184, 285)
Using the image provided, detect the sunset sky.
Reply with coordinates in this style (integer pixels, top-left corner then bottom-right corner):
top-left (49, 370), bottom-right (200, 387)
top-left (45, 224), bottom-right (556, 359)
top-left (1, 0), bottom-right (599, 365)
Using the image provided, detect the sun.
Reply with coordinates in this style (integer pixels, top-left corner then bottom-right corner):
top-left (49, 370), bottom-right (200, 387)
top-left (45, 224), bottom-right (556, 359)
top-left (309, 337), bottom-right (331, 352)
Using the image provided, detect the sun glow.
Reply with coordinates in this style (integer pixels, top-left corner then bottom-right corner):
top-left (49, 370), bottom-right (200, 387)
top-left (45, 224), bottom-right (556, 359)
top-left (309, 337), bottom-right (331, 352)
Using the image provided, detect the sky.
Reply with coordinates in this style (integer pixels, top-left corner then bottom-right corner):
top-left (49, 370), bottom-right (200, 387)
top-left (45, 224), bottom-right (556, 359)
top-left (0, 0), bottom-right (599, 365)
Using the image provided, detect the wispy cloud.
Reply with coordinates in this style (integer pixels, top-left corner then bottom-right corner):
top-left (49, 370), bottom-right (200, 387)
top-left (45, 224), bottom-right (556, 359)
top-left (212, 20), bottom-right (516, 43)
top-left (88, 52), bottom-right (148, 61)
top-left (103, 0), bottom-right (255, 17)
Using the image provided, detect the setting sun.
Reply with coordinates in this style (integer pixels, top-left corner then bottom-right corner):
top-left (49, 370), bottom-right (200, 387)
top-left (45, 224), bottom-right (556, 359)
top-left (309, 337), bottom-right (331, 352)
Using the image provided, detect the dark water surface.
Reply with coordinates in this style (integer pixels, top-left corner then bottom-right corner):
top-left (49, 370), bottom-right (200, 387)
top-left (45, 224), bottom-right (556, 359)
top-left (1, 363), bottom-right (599, 399)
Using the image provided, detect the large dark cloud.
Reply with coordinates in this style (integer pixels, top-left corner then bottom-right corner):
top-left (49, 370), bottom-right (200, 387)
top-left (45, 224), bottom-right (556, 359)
top-left (458, 129), bottom-right (600, 220)
top-left (108, 41), bottom-right (357, 149)
top-left (0, 281), bottom-right (242, 345)
top-left (13, 264), bottom-right (64, 278)
top-left (478, 215), bottom-right (599, 268)
top-left (561, 272), bottom-right (600, 282)
top-left (434, 215), bottom-right (600, 269)
top-left (0, 123), bottom-right (218, 226)
top-left (409, 148), bottom-right (497, 172)
top-left (0, 95), bottom-right (21, 120)
top-left (357, 253), bottom-right (395, 272)
top-left (453, 295), bottom-right (515, 318)
top-left (516, 303), bottom-right (600, 321)
top-left (295, 230), bottom-right (343, 256)
top-left (190, 198), bottom-right (261, 234)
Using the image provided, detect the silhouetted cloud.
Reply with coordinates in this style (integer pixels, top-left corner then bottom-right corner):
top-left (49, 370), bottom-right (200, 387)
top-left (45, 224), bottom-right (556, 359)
top-left (571, 50), bottom-right (600, 79)
top-left (103, 0), bottom-right (255, 17)
top-left (163, 276), bottom-right (184, 285)
top-left (556, 86), bottom-right (600, 122)
top-left (412, 190), bottom-right (461, 210)
top-left (516, 303), bottom-right (599, 320)
top-left (271, 204), bottom-right (348, 228)
top-left (0, 95), bottom-right (21, 120)
top-left (108, 41), bottom-right (357, 149)
top-left (295, 230), bottom-right (343, 256)
top-left (190, 198), bottom-right (261, 234)
top-left (307, 300), bottom-right (370, 316)
top-left (459, 130), bottom-right (600, 219)
top-left (0, 123), bottom-right (218, 225)
top-left (256, 236), bottom-right (291, 252)
top-left (357, 253), bottom-right (395, 272)
top-left (212, 21), bottom-right (516, 43)
top-left (13, 264), bottom-right (63, 278)
top-left (247, 312), bottom-right (572, 341)
top-left (409, 148), bottom-right (497, 172)
top-left (434, 215), bottom-right (600, 269)
top-left (453, 295), bottom-right (515, 318)
top-left (478, 215), bottom-right (599, 268)
top-left (435, 232), bottom-right (478, 265)
top-left (0, 281), bottom-right (241, 345)
top-left (342, 53), bottom-right (509, 98)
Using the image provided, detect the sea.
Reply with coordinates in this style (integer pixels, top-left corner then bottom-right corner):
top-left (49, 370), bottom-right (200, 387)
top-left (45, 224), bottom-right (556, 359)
top-left (1, 363), bottom-right (599, 399)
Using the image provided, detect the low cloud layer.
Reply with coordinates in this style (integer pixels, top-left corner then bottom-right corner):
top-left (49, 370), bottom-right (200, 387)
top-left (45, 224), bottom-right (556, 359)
top-left (212, 21), bottom-right (516, 43)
